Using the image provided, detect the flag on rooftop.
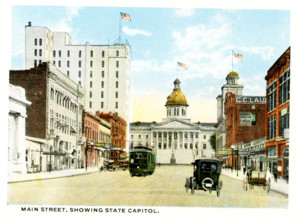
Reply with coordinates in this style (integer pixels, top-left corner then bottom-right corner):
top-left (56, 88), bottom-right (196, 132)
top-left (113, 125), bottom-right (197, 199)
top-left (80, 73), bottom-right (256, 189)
top-left (177, 62), bottom-right (187, 70)
top-left (120, 12), bottom-right (131, 21)
top-left (233, 53), bottom-right (243, 60)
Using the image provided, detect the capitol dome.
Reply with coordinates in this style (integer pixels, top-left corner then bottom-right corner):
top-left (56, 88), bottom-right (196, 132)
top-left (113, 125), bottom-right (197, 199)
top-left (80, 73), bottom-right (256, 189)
top-left (165, 79), bottom-right (189, 106)
top-left (226, 71), bottom-right (239, 79)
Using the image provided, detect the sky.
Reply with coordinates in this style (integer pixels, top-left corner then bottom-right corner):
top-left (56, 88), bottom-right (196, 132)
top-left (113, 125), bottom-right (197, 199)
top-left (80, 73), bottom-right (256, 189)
top-left (9, 3), bottom-right (291, 124)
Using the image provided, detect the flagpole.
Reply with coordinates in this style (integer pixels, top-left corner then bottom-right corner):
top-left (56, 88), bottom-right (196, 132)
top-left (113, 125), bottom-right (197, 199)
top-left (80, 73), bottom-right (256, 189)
top-left (231, 50), bottom-right (233, 72)
top-left (119, 15), bottom-right (123, 44)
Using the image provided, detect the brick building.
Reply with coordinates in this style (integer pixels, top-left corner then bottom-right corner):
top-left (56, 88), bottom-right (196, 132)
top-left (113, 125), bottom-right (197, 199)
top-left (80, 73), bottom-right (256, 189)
top-left (10, 62), bottom-right (84, 171)
top-left (265, 47), bottom-right (290, 178)
top-left (99, 112), bottom-right (127, 162)
top-left (224, 92), bottom-right (266, 170)
top-left (82, 110), bottom-right (101, 169)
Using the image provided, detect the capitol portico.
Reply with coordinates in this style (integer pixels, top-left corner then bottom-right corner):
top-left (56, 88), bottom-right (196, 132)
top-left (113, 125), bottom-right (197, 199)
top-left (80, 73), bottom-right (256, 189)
top-left (130, 79), bottom-right (216, 164)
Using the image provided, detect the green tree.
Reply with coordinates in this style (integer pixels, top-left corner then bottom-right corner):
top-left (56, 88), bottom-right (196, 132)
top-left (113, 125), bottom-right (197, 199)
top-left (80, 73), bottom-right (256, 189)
top-left (209, 133), bottom-right (217, 152)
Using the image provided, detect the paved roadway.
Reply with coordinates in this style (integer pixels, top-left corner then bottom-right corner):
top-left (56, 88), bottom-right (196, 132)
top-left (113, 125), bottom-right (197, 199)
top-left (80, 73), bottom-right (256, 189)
top-left (8, 165), bottom-right (288, 208)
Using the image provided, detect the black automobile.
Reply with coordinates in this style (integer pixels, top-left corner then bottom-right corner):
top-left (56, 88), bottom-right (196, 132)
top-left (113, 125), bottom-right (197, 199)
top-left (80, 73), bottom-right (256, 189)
top-left (185, 158), bottom-right (223, 197)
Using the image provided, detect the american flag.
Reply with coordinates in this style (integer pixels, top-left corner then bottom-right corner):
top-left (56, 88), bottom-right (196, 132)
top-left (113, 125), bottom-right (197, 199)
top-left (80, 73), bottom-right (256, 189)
top-left (233, 53), bottom-right (243, 60)
top-left (120, 12), bottom-right (131, 21)
top-left (177, 62), bottom-right (187, 70)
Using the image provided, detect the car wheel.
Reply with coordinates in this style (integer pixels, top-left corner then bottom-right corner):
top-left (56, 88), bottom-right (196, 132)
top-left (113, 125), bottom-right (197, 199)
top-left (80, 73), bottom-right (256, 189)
top-left (217, 189), bottom-right (221, 197)
top-left (185, 178), bottom-right (190, 192)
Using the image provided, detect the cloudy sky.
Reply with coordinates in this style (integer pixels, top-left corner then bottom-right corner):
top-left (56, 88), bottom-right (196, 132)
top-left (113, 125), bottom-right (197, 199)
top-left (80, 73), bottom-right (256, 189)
top-left (10, 3), bottom-right (290, 123)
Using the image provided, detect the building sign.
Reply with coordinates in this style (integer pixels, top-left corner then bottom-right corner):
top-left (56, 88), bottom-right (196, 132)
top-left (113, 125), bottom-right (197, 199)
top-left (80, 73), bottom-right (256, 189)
top-left (217, 149), bottom-right (233, 155)
top-left (96, 142), bottom-right (107, 147)
top-left (236, 96), bottom-right (266, 104)
top-left (240, 112), bottom-right (252, 126)
top-left (239, 151), bottom-right (250, 157)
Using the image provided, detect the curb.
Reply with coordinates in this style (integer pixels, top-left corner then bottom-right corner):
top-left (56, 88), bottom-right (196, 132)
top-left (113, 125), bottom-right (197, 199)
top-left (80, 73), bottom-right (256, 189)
top-left (8, 170), bottom-right (98, 184)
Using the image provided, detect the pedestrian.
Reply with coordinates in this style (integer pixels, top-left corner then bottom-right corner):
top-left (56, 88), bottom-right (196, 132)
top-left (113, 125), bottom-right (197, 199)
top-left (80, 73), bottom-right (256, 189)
top-left (242, 165), bottom-right (246, 174)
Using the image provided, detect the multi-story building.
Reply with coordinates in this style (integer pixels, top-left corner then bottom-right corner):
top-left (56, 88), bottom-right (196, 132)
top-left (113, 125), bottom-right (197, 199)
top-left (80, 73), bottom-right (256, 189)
top-left (10, 62), bottom-right (85, 171)
top-left (216, 71), bottom-right (244, 151)
top-left (99, 111), bottom-right (127, 162)
top-left (24, 22), bottom-right (131, 126)
top-left (82, 110), bottom-right (101, 169)
top-left (265, 47), bottom-right (290, 178)
top-left (130, 79), bottom-right (217, 164)
top-left (223, 92), bottom-right (266, 170)
top-left (8, 84), bottom-right (31, 174)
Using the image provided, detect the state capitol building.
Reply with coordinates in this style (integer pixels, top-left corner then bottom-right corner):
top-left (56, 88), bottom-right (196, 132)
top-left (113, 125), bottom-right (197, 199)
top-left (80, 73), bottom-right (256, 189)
top-left (130, 79), bottom-right (216, 164)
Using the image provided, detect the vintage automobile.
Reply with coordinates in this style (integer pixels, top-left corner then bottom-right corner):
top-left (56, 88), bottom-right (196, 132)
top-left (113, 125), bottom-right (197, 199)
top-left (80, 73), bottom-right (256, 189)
top-left (242, 168), bottom-right (271, 193)
top-left (185, 158), bottom-right (223, 197)
top-left (100, 160), bottom-right (120, 172)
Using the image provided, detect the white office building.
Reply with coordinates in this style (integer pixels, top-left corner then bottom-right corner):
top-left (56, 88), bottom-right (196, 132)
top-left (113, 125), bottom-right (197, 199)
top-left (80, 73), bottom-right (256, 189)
top-left (24, 22), bottom-right (131, 123)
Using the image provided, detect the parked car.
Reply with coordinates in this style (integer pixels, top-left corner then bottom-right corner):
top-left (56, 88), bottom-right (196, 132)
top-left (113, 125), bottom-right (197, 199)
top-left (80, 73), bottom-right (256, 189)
top-left (185, 158), bottom-right (223, 197)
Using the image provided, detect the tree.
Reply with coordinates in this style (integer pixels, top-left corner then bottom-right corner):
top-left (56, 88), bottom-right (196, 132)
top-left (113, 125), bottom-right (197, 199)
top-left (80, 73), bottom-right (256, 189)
top-left (209, 133), bottom-right (217, 152)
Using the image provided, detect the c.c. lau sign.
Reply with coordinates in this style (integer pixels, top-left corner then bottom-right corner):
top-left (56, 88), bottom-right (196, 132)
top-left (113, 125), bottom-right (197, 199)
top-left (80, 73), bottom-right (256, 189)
top-left (236, 96), bottom-right (266, 104)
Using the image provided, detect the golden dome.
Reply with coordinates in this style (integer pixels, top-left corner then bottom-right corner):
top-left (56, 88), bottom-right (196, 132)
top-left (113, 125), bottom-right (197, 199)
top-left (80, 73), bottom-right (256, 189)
top-left (226, 71), bottom-right (239, 78)
top-left (165, 79), bottom-right (189, 106)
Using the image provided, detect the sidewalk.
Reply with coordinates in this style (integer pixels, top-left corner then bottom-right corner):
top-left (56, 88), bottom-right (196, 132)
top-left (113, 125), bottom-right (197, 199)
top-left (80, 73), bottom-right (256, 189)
top-left (8, 167), bottom-right (99, 184)
top-left (222, 168), bottom-right (288, 196)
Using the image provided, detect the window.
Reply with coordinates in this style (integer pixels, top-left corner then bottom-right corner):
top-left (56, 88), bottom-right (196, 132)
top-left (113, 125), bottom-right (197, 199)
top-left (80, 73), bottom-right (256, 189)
top-left (53, 50), bottom-right (56, 57)
top-left (102, 51), bottom-right (105, 57)
top-left (89, 102), bottom-right (92, 108)
top-left (34, 49), bottom-right (37, 56)
top-left (116, 81), bottom-right (118, 88)
top-left (89, 91), bottom-right (92, 98)
top-left (34, 39), bottom-right (37, 45)
top-left (101, 81), bottom-right (104, 88)
top-left (90, 81), bottom-right (92, 88)
top-left (79, 50), bottom-right (82, 57)
top-left (53, 61), bottom-right (55, 65)
top-left (58, 60), bottom-right (61, 67)
top-left (34, 60), bottom-right (37, 67)
top-left (115, 102), bottom-right (118, 109)
top-left (79, 81), bottom-right (81, 85)
top-left (115, 92), bottom-right (118, 98)
top-left (90, 71), bottom-right (93, 78)
top-left (78, 61), bottom-right (81, 68)
top-left (268, 81), bottom-right (277, 112)
top-left (101, 102), bottom-right (104, 108)
top-left (279, 108), bottom-right (289, 137)
top-left (116, 71), bottom-right (119, 78)
top-left (101, 91), bottom-right (104, 98)
top-left (67, 71), bottom-right (69, 77)
top-left (268, 114), bottom-right (276, 140)
top-left (279, 69), bottom-right (290, 105)
top-left (102, 71), bottom-right (104, 78)
top-left (39, 39), bottom-right (42, 46)
top-left (59, 50), bottom-right (61, 57)
top-left (90, 61), bottom-right (93, 67)
top-left (116, 61), bottom-right (119, 67)
top-left (116, 50), bottom-right (119, 56)
top-left (67, 50), bottom-right (70, 57)
top-left (204, 135), bottom-right (206, 139)
top-left (39, 60), bottom-right (42, 64)
top-left (78, 71), bottom-right (81, 78)
top-left (39, 49), bottom-right (42, 56)
top-left (90, 50), bottom-right (93, 57)
top-left (268, 146), bottom-right (276, 156)
top-left (102, 61), bottom-right (104, 68)
top-left (203, 144), bottom-right (207, 149)
top-left (67, 61), bottom-right (70, 68)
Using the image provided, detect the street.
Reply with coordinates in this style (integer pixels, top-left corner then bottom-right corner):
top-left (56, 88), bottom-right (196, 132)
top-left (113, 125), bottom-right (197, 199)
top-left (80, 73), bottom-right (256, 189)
top-left (8, 166), bottom-right (287, 208)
